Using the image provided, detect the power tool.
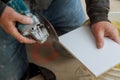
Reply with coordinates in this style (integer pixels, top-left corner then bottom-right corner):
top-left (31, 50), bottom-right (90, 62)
top-left (7, 0), bottom-right (58, 44)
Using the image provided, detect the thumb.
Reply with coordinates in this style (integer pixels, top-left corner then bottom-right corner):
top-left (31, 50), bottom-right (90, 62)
top-left (15, 13), bottom-right (33, 24)
top-left (94, 31), bottom-right (104, 49)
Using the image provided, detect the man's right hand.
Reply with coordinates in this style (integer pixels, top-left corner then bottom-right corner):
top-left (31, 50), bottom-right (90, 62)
top-left (0, 6), bottom-right (36, 44)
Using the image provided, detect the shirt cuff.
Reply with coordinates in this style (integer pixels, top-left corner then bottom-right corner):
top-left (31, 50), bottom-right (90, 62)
top-left (0, 1), bottom-right (6, 17)
top-left (90, 13), bottom-right (110, 25)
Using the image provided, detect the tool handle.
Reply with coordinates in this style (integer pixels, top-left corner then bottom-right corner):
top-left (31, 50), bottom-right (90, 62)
top-left (7, 0), bottom-right (32, 32)
top-left (7, 0), bottom-right (30, 15)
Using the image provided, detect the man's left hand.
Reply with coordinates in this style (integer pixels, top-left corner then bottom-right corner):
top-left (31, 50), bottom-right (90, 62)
top-left (91, 21), bottom-right (120, 49)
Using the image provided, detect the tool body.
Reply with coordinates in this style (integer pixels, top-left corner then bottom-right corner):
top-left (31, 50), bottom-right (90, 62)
top-left (7, 0), bottom-right (58, 43)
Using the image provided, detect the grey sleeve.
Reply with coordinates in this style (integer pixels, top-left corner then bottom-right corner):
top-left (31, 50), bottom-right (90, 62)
top-left (0, 1), bottom-right (6, 17)
top-left (85, 0), bottom-right (110, 25)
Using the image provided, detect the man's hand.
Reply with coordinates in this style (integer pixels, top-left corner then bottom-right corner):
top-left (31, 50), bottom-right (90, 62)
top-left (91, 21), bottom-right (120, 49)
top-left (0, 6), bottom-right (36, 44)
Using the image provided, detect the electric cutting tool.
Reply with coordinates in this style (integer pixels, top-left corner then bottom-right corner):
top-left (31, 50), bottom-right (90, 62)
top-left (7, 0), bottom-right (58, 43)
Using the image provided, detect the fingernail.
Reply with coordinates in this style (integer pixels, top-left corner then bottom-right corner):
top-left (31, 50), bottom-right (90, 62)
top-left (31, 40), bottom-right (36, 43)
top-left (97, 43), bottom-right (103, 49)
top-left (118, 40), bottom-right (120, 44)
top-left (26, 17), bottom-right (33, 24)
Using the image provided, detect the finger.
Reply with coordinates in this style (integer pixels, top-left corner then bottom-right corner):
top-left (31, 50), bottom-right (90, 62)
top-left (108, 33), bottom-right (120, 45)
top-left (113, 37), bottom-right (120, 45)
top-left (15, 12), bottom-right (33, 24)
top-left (93, 31), bottom-right (104, 49)
top-left (12, 29), bottom-right (36, 44)
top-left (8, 24), bottom-right (36, 44)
